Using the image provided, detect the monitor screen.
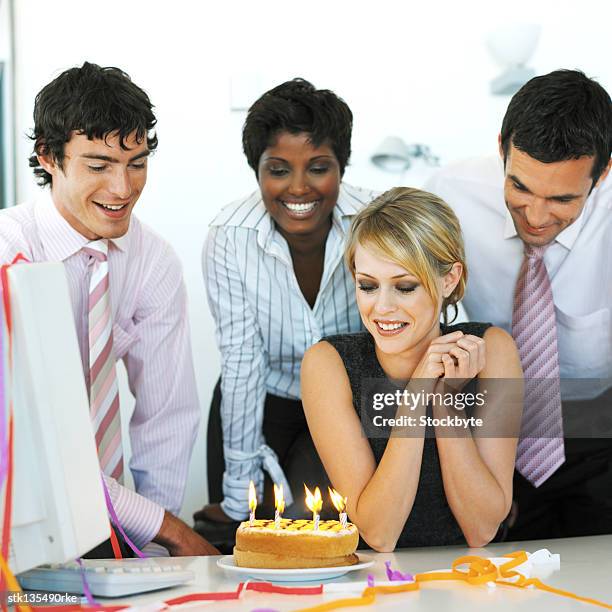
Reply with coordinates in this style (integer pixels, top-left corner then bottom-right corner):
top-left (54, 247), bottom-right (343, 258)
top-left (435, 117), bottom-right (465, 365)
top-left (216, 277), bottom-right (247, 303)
top-left (3, 262), bottom-right (110, 574)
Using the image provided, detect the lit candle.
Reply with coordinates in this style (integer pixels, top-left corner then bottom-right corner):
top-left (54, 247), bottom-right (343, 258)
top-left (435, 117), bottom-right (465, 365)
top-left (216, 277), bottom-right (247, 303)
top-left (274, 483), bottom-right (285, 529)
top-left (328, 487), bottom-right (348, 528)
top-left (248, 480), bottom-right (257, 527)
top-left (304, 484), bottom-right (323, 531)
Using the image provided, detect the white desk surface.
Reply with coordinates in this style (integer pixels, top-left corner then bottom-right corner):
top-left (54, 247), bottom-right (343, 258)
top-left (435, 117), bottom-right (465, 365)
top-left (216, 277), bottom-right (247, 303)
top-left (111, 535), bottom-right (612, 610)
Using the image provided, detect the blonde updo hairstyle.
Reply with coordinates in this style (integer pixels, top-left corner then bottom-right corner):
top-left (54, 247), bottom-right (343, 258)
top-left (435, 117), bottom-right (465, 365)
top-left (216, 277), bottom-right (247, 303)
top-left (345, 187), bottom-right (467, 325)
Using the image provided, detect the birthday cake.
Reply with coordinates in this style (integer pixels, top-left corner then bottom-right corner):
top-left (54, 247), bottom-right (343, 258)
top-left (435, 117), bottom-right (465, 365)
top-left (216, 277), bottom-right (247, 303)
top-left (234, 518), bottom-right (359, 569)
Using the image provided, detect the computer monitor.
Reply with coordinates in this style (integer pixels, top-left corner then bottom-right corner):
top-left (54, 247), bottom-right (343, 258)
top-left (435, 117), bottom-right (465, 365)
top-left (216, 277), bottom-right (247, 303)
top-left (3, 261), bottom-right (110, 575)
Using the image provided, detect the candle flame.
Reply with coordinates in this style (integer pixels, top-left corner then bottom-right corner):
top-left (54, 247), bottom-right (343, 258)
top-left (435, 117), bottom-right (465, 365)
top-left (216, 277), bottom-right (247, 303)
top-left (274, 483), bottom-right (285, 514)
top-left (328, 487), bottom-right (347, 513)
top-left (248, 480), bottom-right (257, 512)
top-left (304, 484), bottom-right (323, 513)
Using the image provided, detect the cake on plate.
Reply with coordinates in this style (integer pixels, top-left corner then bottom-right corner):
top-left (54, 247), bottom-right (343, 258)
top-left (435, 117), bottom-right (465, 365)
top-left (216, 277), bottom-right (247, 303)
top-left (234, 518), bottom-right (359, 569)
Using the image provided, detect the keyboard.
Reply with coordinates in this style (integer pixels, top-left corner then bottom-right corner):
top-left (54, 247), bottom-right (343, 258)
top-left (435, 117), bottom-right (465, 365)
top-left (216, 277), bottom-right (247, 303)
top-left (18, 558), bottom-right (195, 598)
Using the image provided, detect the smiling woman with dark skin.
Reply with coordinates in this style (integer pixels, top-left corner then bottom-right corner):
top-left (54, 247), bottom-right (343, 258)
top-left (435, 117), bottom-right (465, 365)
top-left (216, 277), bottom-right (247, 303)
top-left (257, 131), bottom-right (339, 306)
top-left (194, 80), bottom-right (376, 539)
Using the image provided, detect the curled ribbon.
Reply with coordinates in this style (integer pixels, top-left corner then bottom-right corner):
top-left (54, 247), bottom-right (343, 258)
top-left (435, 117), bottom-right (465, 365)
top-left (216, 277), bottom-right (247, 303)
top-left (293, 551), bottom-right (612, 612)
top-left (16, 553), bottom-right (612, 612)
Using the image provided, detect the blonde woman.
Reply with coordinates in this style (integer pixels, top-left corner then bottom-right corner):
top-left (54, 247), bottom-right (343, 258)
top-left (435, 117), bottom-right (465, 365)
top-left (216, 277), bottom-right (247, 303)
top-left (301, 187), bottom-right (523, 551)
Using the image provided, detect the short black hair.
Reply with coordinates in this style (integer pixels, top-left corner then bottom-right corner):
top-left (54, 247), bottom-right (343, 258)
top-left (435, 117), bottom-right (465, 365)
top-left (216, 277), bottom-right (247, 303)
top-left (500, 69), bottom-right (612, 183)
top-left (242, 78), bottom-right (353, 177)
top-left (29, 61), bottom-right (158, 186)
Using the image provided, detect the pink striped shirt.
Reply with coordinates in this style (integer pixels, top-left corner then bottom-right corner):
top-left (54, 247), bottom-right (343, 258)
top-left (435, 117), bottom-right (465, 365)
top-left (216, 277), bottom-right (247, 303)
top-left (0, 190), bottom-right (200, 548)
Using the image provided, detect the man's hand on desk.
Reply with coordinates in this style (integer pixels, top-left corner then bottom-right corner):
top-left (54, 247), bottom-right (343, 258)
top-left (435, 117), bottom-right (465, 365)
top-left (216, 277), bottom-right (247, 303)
top-left (193, 503), bottom-right (240, 555)
top-left (153, 511), bottom-right (220, 556)
top-left (193, 502), bottom-right (235, 523)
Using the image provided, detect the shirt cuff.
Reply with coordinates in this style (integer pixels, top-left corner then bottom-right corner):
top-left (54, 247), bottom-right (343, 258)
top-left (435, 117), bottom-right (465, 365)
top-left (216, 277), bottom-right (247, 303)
top-left (220, 471), bottom-right (263, 520)
top-left (103, 475), bottom-right (165, 548)
top-left (141, 542), bottom-right (170, 557)
top-left (221, 444), bottom-right (294, 521)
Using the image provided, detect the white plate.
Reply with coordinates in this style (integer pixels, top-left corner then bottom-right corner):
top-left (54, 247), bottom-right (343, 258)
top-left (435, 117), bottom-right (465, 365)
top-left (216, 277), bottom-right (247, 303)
top-left (216, 554), bottom-right (375, 582)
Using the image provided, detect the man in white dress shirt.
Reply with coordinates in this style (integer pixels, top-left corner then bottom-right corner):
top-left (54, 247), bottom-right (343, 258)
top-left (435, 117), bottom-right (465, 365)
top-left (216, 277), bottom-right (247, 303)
top-left (0, 62), bottom-right (217, 555)
top-left (426, 69), bottom-right (611, 539)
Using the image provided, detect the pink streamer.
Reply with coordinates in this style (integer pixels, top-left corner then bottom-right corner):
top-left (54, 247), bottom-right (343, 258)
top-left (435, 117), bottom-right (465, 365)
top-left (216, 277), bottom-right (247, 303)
top-left (0, 283), bottom-right (7, 492)
top-left (0, 255), bottom-right (28, 493)
top-left (385, 560), bottom-right (414, 581)
top-left (75, 558), bottom-right (99, 606)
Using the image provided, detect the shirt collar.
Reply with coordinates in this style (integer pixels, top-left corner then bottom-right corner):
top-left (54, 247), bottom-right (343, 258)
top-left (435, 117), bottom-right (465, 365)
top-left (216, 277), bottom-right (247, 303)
top-left (335, 183), bottom-right (365, 218)
top-left (502, 197), bottom-right (588, 251)
top-left (34, 189), bottom-right (128, 261)
top-left (242, 182), bottom-right (359, 252)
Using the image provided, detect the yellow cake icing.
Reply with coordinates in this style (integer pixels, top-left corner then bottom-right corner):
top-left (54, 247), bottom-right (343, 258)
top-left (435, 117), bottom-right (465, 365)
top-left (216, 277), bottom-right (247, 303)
top-left (234, 518), bottom-right (359, 568)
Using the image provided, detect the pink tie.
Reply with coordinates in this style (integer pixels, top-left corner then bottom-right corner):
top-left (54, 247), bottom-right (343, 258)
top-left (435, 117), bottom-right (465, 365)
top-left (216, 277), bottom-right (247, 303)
top-left (83, 240), bottom-right (123, 482)
top-left (513, 244), bottom-right (565, 487)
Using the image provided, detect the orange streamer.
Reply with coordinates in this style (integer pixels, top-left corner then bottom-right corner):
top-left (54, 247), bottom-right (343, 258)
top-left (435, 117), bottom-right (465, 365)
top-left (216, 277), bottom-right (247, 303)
top-left (0, 256), bottom-right (32, 612)
top-left (294, 583), bottom-right (419, 612)
top-left (108, 524), bottom-right (123, 560)
top-left (293, 550), bottom-right (612, 612)
top-left (0, 551), bottom-right (32, 612)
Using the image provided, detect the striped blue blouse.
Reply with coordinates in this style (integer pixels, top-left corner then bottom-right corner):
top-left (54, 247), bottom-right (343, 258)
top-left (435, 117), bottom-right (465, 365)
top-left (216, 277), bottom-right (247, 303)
top-left (203, 183), bottom-right (378, 519)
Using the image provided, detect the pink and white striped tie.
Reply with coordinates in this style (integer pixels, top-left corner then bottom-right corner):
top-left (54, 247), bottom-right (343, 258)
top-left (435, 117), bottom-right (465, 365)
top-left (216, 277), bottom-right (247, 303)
top-left (84, 240), bottom-right (123, 482)
top-left (513, 244), bottom-right (565, 487)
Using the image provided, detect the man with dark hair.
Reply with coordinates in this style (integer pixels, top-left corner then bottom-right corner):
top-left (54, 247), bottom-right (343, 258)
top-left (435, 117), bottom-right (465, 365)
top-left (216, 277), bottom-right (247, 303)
top-left (427, 69), bottom-right (612, 540)
top-left (0, 62), bottom-right (217, 555)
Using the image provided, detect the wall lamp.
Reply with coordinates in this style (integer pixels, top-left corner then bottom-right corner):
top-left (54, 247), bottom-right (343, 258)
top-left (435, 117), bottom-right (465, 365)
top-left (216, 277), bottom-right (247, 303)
top-left (370, 136), bottom-right (439, 173)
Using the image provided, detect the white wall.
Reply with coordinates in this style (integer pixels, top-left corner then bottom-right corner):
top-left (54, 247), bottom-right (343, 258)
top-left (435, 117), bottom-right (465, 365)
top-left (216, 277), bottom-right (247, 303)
top-left (11, 0), bottom-right (612, 522)
top-left (0, 0), bottom-right (16, 208)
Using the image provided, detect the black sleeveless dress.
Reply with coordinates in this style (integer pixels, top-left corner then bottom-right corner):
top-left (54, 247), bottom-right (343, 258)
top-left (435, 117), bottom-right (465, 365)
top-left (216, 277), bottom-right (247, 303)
top-left (322, 321), bottom-right (491, 548)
